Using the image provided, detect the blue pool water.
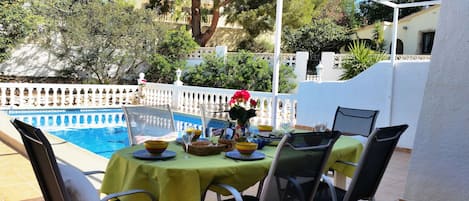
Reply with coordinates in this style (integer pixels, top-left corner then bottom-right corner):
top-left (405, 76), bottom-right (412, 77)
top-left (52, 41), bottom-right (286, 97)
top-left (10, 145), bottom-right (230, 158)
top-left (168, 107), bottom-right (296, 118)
top-left (7, 108), bottom-right (210, 158)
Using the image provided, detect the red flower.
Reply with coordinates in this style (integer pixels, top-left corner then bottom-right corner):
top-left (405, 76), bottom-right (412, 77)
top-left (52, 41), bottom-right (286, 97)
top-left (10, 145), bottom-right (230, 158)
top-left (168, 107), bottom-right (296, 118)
top-left (228, 90), bottom-right (257, 126)
top-left (249, 99), bottom-right (257, 108)
top-left (231, 89), bottom-right (250, 103)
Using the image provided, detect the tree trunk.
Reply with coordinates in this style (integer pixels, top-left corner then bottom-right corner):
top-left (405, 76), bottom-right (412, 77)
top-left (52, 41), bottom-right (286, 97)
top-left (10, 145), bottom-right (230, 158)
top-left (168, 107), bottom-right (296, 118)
top-left (191, 0), bottom-right (231, 47)
top-left (191, 0), bottom-right (202, 45)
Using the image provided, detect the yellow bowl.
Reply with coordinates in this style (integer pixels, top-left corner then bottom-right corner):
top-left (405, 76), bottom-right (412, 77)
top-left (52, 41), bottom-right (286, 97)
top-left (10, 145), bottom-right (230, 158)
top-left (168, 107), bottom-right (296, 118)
top-left (257, 125), bottom-right (273, 132)
top-left (144, 140), bottom-right (169, 154)
top-left (235, 142), bottom-right (258, 155)
top-left (194, 129), bottom-right (202, 136)
top-left (185, 128), bottom-right (195, 134)
top-left (186, 128), bottom-right (202, 135)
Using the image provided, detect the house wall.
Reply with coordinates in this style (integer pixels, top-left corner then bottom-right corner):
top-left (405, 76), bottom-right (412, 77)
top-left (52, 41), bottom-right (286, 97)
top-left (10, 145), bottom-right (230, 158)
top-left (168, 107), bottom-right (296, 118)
top-left (404, 1), bottom-right (469, 200)
top-left (355, 5), bottom-right (440, 55)
top-left (296, 61), bottom-right (429, 149)
top-left (397, 5), bottom-right (440, 54)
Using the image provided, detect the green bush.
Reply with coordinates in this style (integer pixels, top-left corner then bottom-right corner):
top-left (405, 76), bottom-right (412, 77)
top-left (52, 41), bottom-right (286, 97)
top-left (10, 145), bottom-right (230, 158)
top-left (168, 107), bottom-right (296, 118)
top-left (146, 27), bottom-right (199, 83)
top-left (283, 19), bottom-right (350, 55)
top-left (340, 41), bottom-right (387, 80)
top-left (183, 51), bottom-right (297, 93)
top-left (0, 1), bottom-right (38, 63)
top-left (237, 38), bottom-right (274, 53)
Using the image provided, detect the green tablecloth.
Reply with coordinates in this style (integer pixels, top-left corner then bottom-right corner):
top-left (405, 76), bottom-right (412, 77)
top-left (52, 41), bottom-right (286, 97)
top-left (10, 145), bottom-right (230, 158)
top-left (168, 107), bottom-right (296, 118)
top-left (100, 136), bottom-right (362, 201)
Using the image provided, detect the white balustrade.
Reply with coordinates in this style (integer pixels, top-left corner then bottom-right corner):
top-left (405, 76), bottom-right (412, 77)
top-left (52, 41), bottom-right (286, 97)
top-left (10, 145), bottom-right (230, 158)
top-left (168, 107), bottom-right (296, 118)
top-left (8, 109), bottom-right (126, 130)
top-left (142, 83), bottom-right (297, 125)
top-left (0, 83), bottom-right (138, 108)
top-left (0, 82), bottom-right (298, 125)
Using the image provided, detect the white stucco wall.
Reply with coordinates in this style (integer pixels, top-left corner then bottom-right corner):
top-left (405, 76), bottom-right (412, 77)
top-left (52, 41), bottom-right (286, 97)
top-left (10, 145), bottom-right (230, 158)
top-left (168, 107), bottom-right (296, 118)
top-left (404, 1), bottom-right (469, 200)
top-left (319, 52), bottom-right (344, 81)
top-left (0, 44), bottom-right (65, 77)
top-left (296, 61), bottom-right (429, 149)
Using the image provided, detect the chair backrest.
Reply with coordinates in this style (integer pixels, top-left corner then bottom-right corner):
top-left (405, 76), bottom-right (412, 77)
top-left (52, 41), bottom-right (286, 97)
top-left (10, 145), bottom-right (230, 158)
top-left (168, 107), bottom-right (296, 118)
top-left (199, 103), bottom-right (231, 137)
top-left (11, 119), bottom-right (70, 201)
top-left (344, 124), bottom-right (408, 201)
top-left (122, 104), bottom-right (176, 145)
top-left (261, 131), bottom-right (341, 201)
top-left (332, 106), bottom-right (379, 137)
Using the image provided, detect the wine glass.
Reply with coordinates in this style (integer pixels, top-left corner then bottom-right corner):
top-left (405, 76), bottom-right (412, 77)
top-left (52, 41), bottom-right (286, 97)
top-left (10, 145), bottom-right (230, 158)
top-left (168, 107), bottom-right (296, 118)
top-left (314, 121), bottom-right (328, 132)
top-left (280, 119), bottom-right (294, 134)
top-left (182, 129), bottom-right (194, 159)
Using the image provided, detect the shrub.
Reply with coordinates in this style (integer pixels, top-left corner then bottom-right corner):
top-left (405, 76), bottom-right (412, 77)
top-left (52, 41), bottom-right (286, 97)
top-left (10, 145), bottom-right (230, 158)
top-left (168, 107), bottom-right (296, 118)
top-left (146, 27), bottom-right (199, 83)
top-left (183, 51), bottom-right (296, 93)
top-left (340, 41), bottom-right (387, 80)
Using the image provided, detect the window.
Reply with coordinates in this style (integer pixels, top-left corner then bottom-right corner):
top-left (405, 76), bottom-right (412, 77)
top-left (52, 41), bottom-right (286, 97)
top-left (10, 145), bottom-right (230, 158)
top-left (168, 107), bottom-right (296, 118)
top-left (421, 32), bottom-right (435, 54)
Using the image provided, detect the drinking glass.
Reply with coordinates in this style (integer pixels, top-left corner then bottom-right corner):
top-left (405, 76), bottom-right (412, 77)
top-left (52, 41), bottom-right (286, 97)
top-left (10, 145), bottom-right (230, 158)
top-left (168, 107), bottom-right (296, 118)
top-left (314, 122), bottom-right (328, 132)
top-left (182, 129), bottom-right (194, 159)
top-left (280, 119), bottom-right (294, 134)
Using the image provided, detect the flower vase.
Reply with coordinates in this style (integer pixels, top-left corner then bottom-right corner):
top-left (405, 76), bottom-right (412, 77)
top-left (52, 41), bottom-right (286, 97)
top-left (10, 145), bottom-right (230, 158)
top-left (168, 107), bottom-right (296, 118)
top-left (234, 121), bottom-right (250, 142)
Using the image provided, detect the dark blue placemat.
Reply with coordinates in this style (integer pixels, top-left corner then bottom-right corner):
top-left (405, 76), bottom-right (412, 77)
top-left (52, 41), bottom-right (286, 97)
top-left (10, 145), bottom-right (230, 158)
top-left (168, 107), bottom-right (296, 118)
top-left (225, 150), bottom-right (265, 161)
top-left (133, 149), bottom-right (176, 160)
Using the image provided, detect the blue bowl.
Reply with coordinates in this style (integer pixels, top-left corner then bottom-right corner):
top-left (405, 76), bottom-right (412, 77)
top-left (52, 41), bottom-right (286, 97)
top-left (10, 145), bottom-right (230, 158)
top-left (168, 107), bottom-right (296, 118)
top-left (250, 138), bottom-right (271, 149)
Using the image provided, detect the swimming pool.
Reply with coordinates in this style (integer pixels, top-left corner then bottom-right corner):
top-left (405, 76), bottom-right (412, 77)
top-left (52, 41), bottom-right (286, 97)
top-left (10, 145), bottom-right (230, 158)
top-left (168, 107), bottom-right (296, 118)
top-left (6, 108), bottom-right (211, 158)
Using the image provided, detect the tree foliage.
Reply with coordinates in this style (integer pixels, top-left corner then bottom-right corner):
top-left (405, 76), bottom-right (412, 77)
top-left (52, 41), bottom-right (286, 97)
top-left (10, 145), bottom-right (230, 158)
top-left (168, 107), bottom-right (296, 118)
top-left (283, 19), bottom-right (350, 55)
top-left (357, 0), bottom-right (426, 25)
top-left (224, 0), bottom-right (317, 51)
top-left (0, 0), bottom-right (38, 63)
top-left (183, 51), bottom-right (296, 93)
top-left (340, 41), bottom-right (387, 80)
top-left (146, 0), bottom-right (317, 48)
top-left (372, 21), bottom-right (385, 51)
top-left (313, 0), bottom-right (358, 28)
top-left (146, 27), bottom-right (199, 83)
top-left (33, 0), bottom-right (167, 84)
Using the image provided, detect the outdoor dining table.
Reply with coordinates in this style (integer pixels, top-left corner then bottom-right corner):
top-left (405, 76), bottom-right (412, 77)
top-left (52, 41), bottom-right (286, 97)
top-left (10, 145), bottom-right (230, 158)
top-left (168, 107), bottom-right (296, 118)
top-left (100, 135), bottom-right (363, 201)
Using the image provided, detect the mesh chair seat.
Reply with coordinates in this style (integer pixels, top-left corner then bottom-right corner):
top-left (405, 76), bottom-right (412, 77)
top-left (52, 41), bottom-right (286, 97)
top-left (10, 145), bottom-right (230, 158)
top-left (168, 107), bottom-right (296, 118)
top-left (332, 106), bottom-right (379, 137)
top-left (122, 104), bottom-right (176, 145)
top-left (200, 103), bottom-right (231, 138)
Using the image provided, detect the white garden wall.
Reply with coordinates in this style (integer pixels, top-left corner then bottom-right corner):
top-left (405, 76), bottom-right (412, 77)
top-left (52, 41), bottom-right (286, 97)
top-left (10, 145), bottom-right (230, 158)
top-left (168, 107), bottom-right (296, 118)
top-left (296, 61), bottom-right (429, 149)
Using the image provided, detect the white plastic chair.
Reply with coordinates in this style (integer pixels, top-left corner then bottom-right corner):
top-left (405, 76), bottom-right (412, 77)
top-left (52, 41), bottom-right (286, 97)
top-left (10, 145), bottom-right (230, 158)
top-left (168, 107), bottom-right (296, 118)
top-left (122, 104), bottom-right (177, 145)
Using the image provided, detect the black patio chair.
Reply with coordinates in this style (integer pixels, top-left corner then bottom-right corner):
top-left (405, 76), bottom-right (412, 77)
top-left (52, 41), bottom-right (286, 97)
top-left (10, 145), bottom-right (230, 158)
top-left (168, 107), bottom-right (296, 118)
top-left (122, 104), bottom-right (176, 145)
top-left (332, 106), bottom-right (379, 137)
top-left (211, 131), bottom-right (342, 201)
top-left (315, 124), bottom-right (408, 201)
top-left (11, 119), bottom-right (157, 201)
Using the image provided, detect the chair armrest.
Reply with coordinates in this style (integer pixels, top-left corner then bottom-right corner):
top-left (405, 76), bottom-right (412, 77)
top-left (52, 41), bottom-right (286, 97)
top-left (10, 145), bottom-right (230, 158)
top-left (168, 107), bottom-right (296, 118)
top-left (212, 183), bottom-right (244, 201)
top-left (336, 160), bottom-right (358, 167)
top-left (83, 170), bottom-right (105, 175)
top-left (321, 175), bottom-right (338, 201)
top-left (101, 189), bottom-right (157, 201)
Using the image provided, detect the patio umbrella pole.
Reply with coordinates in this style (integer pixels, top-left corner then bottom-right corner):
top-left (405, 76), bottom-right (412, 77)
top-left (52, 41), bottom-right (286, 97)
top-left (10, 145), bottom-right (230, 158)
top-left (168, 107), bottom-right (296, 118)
top-left (271, 0), bottom-right (283, 128)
